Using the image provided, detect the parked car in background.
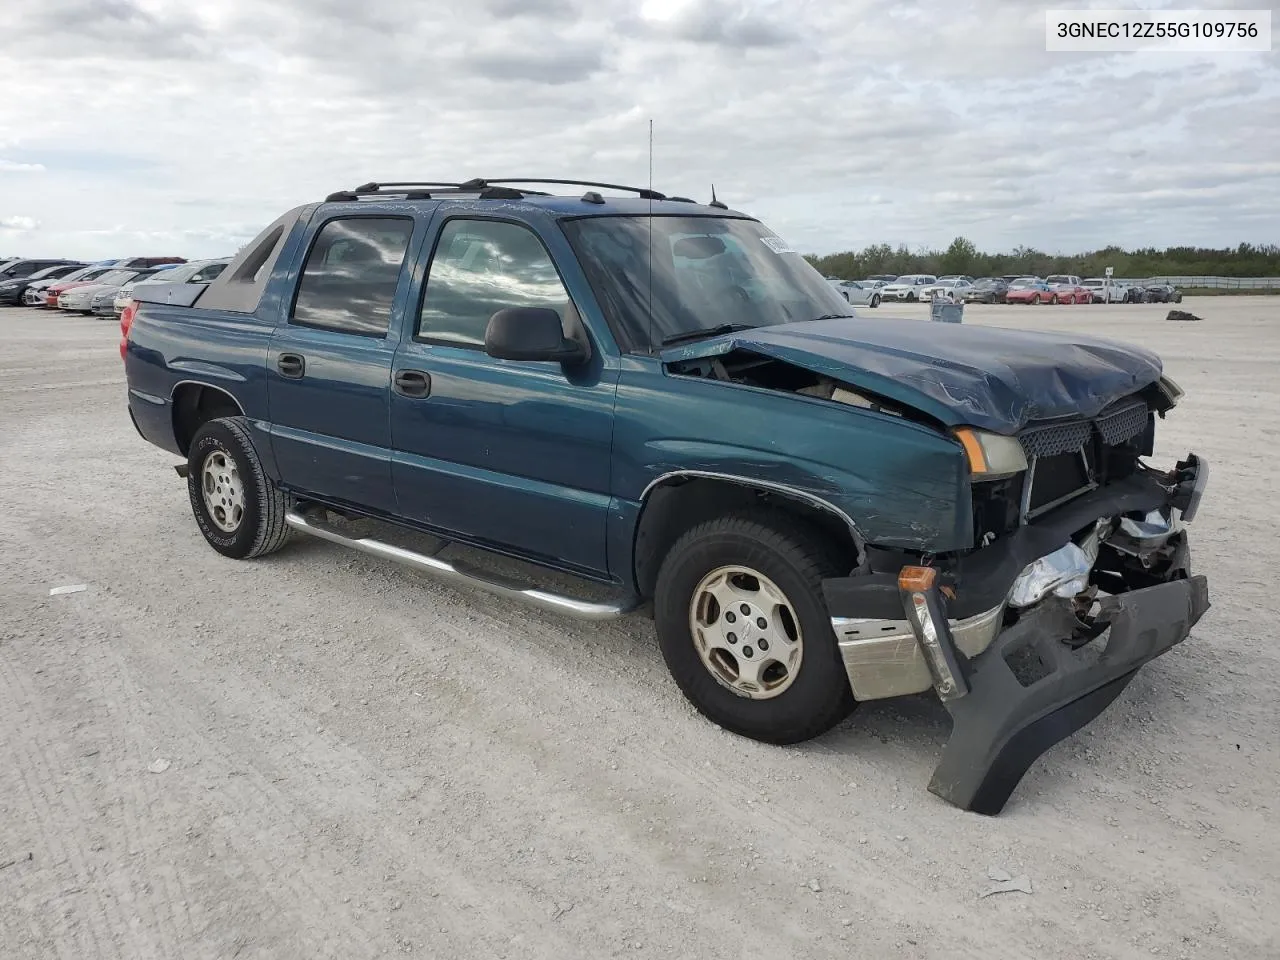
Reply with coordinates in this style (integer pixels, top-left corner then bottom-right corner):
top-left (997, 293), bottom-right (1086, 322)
top-left (964, 278), bottom-right (1009, 303)
top-left (115, 258), bottom-right (230, 314)
top-left (1124, 281), bottom-right (1148, 303)
top-left (936, 275), bottom-right (974, 284)
top-left (1004, 277), bottom-right (1054, 304)
top-left (1045, 276), bottom-right (1092, 304)
top-left (879, 274), bottom-right (936, 302)
top-left (1082, 278), bottom-right (1127, 303)
top-left (0, 258), bottom-right (79, 284)
top-left (0, 261), bottom-right (84, 305)
top-left (56, 269), bottom-right (146, 313)
top-left (116, 256), bottom-right (188, 268)
top-left (37, 266), bottom-right (124, 306)
top-left (920, 279), bottom-right (972, 302)
top-left (91, 267), bottom-right (177, 316)
top-left (865, 274), bottom-right (897, 285)
top-left (1143, 283), bottom-right (1183, 304)
top-left (1000, 275), bottom-right (1024, 283)
top-left (830, 279), bottom-right (881, 308)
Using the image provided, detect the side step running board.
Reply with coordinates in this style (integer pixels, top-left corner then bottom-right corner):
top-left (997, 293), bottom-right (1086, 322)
top-left (284, 511), bottom-right (640, 621)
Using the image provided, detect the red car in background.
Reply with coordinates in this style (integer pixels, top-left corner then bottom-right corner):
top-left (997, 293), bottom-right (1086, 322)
top-left (1004, 277), bottom-right (1055, 304)
top-left (1045, 274), bottom-right (1092, 304)
top-left (43, 266), bottom-right (122, 307)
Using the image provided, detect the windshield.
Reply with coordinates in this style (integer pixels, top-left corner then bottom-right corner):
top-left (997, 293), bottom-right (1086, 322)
top-left (562, 215), bottom-right (851, 351)
top-left (974, 279), bottom-right (996, 288)
top-left (26, 265), bottom-right (71, 280)
top-left (1010, 278), bottom-right (1037, 288)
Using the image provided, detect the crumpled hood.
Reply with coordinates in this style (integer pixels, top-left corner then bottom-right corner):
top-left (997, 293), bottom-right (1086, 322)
top-left (661, 316), bottom-right (1163, 433)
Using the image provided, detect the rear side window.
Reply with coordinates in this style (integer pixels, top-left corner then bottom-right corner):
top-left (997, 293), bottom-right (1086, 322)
top-left (417, 219), bottom-right (570, 348)
top-left (291, 217), bottom-right (414, 337)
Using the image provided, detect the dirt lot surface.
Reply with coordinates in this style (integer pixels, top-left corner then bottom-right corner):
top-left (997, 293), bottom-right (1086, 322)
top-left (1, 298), bottom-right (1276, 959)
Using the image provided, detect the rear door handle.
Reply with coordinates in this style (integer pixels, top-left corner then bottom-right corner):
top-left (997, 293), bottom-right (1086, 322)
top-left (278, 353), bottom-right (305, 379)
top-left (394, 369), bottom-right (432, 399)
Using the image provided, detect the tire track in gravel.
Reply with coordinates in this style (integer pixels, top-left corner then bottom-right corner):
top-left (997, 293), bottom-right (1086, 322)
top-left (0, 625), bottom-right (127, 960)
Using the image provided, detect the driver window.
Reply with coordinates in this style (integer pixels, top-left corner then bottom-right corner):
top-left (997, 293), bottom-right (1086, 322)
top-left (418, 219), bottom-right (571, 348)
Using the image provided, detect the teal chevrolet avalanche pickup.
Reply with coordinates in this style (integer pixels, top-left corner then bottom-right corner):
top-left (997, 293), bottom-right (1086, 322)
top-left (122, 178), bottom-right (1210, 813)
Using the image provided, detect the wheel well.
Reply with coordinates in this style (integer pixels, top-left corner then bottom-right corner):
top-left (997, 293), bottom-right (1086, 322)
top-left (172, 383), bottom-right (244, 455)
top-left (632, 477), bottom-right (863, 599)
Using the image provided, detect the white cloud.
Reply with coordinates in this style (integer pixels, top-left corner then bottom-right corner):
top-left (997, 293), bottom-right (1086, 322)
top-left (0, 0), bottom-right (1276, 260)
top-left (0, 216), bottom-right (39, 231)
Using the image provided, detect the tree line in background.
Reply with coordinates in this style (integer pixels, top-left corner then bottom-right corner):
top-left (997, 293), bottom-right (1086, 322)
top-left (804, 238), bottom-right (1280, 280)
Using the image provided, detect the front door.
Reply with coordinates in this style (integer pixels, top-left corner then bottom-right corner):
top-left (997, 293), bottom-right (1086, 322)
top-left (390, 217), bottom-right (617, 577)
top-left (266, 214), bottom-right (416, 513)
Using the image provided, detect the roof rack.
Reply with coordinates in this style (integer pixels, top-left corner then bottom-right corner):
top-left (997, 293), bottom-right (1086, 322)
top-left (325, 177), bottom-right (673, 204)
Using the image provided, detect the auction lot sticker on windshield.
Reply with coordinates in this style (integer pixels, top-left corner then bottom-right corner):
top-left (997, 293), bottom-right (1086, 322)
top-left (761, 236), bottom-right (797, 255)
top-left (1047, 9), bottom-right (1271, 51)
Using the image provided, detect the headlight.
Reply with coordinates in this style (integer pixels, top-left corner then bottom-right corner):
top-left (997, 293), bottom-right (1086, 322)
top-left (953, 427), bottom-right (1028, 480)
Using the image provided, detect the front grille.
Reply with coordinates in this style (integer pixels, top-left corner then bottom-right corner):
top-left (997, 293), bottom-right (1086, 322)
top-left (1096, 400), bottom-right (1149, 446)
top-left (1014, 396), bottom-right (1153, 524)
top-left (1019, 420), bottom-right (1091, 459)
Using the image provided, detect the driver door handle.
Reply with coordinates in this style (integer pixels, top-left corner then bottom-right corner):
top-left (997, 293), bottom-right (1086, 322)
top-left (394, 369), bottom-right (432, 399)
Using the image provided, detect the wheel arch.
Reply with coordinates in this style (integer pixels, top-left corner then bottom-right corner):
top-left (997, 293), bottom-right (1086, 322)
top-left (632, 472), bottom-right (865, 600)
top-left (171, 381), bottom-right (246, 456)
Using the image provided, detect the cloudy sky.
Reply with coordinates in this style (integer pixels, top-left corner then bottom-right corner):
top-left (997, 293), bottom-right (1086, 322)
top-left (1, 0), bottom-right (1277, 261)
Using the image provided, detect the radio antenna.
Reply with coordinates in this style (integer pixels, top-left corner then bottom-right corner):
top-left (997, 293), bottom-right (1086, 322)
top-left (647, 118), bottom-right (655, 354)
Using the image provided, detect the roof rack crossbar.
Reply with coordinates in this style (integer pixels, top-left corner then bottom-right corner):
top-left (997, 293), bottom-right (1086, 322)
top-left (327, 178), bottom-right (673, 202)
top-left (480, 178), bottom-right (667, 200)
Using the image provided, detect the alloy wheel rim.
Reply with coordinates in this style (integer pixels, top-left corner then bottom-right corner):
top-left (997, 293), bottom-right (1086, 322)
top-left (688, 565), bottom-right (803, 699)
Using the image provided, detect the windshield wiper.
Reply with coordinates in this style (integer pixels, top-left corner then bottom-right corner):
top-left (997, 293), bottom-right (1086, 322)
top-left (808, 314), bottom-right (856, 322)
top-left (661, 323), bottom-right (753, 347)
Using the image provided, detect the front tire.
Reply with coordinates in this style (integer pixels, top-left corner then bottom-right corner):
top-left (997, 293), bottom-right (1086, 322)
top-left (654, 512), bottom-right (856, 745)
top-left (187, 417), bottom-right (291, 560)
top-left (1030, 295), bottom-right (1040, 305)
top-left (907, 292), bottom-right (917, 302)
top-left (870, 294), bottom-right (880, 308)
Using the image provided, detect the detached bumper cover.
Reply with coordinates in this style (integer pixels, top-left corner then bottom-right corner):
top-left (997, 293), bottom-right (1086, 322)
top-left (931, 575), bottom-right (1208, 814)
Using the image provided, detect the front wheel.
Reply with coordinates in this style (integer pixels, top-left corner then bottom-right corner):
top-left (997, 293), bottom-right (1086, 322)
top-left (187, 417), bottom-right (291, 559)
top-left (907, 292), bottom-right (917, 302)
top-left (870, 294), bottom-right (880, 308)
top-left (654, 512), bottom-right (856, 744)
top-left (1031, 295), bottom-right (1040, 305)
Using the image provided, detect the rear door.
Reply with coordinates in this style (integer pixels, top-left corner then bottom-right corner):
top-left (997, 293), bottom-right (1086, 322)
top-left (389, 215), bottom-right (618, 576)
top-left (265, 212), bottom-right (420, 513)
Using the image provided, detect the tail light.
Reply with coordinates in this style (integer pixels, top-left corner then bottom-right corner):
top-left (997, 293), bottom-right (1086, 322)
top-left (119, 300), bottom-right (139, 360)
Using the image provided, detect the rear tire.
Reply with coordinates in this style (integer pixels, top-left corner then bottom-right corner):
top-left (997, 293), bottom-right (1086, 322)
top-left (187, 417), bottom-right (291, 560)
top-left (654, 512), bottom-right (856, 745)
top-left (1049, 294), bottom-right (1059, 305)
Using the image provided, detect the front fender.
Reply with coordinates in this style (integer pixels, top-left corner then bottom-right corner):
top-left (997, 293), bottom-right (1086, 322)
top-left (611, 359), bottom-right (972, 553)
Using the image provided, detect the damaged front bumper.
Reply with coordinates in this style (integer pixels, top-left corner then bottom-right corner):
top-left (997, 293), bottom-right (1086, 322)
top-left (823, 455), bottom-right (1211, 814)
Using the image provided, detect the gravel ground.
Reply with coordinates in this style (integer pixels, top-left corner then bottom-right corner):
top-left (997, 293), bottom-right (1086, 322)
top-left (1, 298), bottom-right (1276, 960)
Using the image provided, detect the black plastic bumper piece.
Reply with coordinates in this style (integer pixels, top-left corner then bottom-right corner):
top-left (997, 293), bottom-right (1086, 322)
top-left (929, 574), bottom-right (1209, 815)
top-left (823, 472), bottom-right (1174, 621)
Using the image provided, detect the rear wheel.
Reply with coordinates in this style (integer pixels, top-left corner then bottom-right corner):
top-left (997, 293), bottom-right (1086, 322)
top-left (1049, 294), bottom-right (1059, 305)
top-left (654, 512), bottom-right (856, 744)
top-left (187, 417), bottom-right (291, 560)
